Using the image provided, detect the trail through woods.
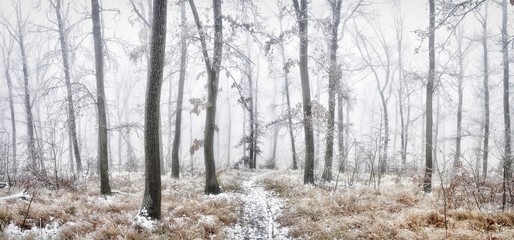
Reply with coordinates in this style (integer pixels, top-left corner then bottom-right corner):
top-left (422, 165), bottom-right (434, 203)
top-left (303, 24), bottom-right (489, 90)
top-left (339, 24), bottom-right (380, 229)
top-left (224, 171), bottom-right (289, 239)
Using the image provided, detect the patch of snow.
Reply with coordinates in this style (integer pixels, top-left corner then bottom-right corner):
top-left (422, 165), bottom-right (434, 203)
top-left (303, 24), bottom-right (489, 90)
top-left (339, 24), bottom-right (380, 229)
top-left (134, 209), bottom-right (157, 230)
top-left (223, 173), bottom-right (289, 239)
top-left (5, 221), bottom-right (61, 240)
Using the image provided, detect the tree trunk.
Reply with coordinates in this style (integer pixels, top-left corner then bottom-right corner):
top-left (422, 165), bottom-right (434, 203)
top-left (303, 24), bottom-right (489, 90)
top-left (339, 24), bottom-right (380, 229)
top-left (424, 0), bottom-right (435, 193)
top-left (227, 95), bottom-right (232, 167)
top-left (188, 0), bottom-right (222, 194)
top-left (454, 30), bottom-right (464, 173)
top-left (292, 0), bottom-right (315, 184)
top-left (4, 60), bottom-right (17, 174)
top-left (337, 92), bottom-right (345, 172)
top-left (278, 13), bottom-right (298, 170)
top-left (55, 0), bottom-right (82, 173)
top-left (139, 0), bottom-right (167, 219)
top-left (171, 0), bottom-right (187, 179)
top-left (248, 58), bottom-right (255, 169)
top-left (480, 5), bottom-right (489, 180)
top-left (322, 0), bottom-right (342, 182)
top-left (501, 0), bottom-right (511, 209)
top-left (16, 19), bottom-right (37, 170)
top-left (91, 0), bottom-right (111, 194)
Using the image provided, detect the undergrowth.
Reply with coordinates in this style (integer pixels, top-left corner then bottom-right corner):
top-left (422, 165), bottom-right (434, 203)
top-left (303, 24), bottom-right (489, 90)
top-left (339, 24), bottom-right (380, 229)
top-left (262, 170), bottom-right (514, 240)
top-left (0, 170), bottom-right (243, 239)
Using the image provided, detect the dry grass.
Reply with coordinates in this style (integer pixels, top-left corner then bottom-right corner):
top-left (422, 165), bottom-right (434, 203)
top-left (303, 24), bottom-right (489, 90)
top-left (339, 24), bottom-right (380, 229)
top-left (0, 171), bottom-right (243, 240)
top-left (262, 170), bottom-right (514, 240)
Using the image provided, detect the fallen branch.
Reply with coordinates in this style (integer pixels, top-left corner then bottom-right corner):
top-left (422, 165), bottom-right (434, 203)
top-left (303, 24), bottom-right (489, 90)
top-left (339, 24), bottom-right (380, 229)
top-left (0, 189), bottom-right (31, 202)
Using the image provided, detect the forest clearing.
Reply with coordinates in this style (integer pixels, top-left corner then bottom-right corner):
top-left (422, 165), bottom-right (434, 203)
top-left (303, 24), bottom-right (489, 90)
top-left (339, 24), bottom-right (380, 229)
top-left (0, 169), bottom-right (514, 239)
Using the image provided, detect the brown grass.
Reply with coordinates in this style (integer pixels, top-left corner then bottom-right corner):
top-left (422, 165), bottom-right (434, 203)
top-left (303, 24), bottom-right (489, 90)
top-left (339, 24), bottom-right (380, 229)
top-left (261, 170), bottom-right (514, 240)
top-left (0, 171), bottom-right (243, 239)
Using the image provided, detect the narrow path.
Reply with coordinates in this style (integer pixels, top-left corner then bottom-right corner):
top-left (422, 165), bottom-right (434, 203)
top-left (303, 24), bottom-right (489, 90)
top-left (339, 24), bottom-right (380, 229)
top-left (223, 172), bottom-right (289, 240)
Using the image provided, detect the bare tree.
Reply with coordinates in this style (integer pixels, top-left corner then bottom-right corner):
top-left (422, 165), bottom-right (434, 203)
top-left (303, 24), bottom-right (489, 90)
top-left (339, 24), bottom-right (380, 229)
top-left (188, 0), bottom-right (222, 194)
top-left (138, 0), bottom-right (168, 219)
top-left (393, 0), bottom-right (410, 169)
top-left (91, 0), bottom-right (111, 194)
top-left (171, 0), bottom-right (188, 179)
top-left (1, 1), bottom-right (38, 170)
top-left (355, 23), bottom-right (392, 176)
top-left (52, 0), bottom-right (82, 173)
top-left (424, 0), bottom-right (436, 193)
top-left (321, 0), bottom-right (342, 182)
top-left (476, 3), bottom-right (489, 179)
top-left (292, 0), bottom-right (315, 184)
top-left (277, 1), bottom-right (298, 170)
top-left (1, 34), bottom-right (16, 174)
top-left (501, 0), bottom-right (511, 209)
top-left (453, 26), bottom-right (470, 173)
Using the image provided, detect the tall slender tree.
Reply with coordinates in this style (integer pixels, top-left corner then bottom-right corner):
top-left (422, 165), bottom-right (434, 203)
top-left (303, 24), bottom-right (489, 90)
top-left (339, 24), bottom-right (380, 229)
top-left (171, 0), bottom-right (188, 179)
top-left (424, 0), bottom-right (435, 193)
top-left (52, 0), bottom-right (82, 173)
top-left (322, 0), bottom-right (342, 181)
top-left (91, 0), bottom-right (111, 194)
top-left (188, 0), bottom-right (223, 194)
top-left (476, 4), bottom-right (489, 179)
top-left (3, 2), bottom-right (39, 170)
top-left (1, 36), bottom-right (16, 174)
top-left (501, 0), bottom-right (511, 209)
top-left (292, 0), bottom-right (315, 184)
top-left (277, 1), bottom-right (298, 170)
top-left (139, 0), bottom-right (168, 219)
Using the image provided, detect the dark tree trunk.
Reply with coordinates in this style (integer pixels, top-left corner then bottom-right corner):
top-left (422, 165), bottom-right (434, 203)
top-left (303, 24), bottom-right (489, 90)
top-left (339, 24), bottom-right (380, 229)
top-left (188, 0), bottom-right (222, 194)
top-left (322, 0), bottom-right (342, 182)
top-left (292, 0), bottom-right (315, 184)
top-left (139, 0), bottom-right (168, 219)
top-left (171, 0), bottom-right (187, 179)
top-left (54, 0), bottom-right (82, 173)
top-left (424, 0), bottom-right (435, 193)
top-left (91, 0), bottom-right (111, 194)
top-left (501, 0), bottom-right (511, 209)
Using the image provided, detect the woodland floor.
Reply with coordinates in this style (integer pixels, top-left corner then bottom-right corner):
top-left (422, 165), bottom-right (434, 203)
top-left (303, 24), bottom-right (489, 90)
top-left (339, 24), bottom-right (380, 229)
top-left (0, 169), bottom-right (514, 239)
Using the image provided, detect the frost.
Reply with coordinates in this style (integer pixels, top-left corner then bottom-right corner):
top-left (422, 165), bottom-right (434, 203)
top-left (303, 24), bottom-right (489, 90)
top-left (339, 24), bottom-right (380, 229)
top-left (134, 209), bottom-right (157, 230)
top-left (223, 172), bottom-right (289, 239)
top-left (5, 221), bottom-right (61, 240)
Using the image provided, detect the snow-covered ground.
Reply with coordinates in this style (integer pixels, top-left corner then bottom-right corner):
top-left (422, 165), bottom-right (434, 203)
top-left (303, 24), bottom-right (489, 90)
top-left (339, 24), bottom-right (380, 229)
top-left (223, 171), bottom-right (289, 240)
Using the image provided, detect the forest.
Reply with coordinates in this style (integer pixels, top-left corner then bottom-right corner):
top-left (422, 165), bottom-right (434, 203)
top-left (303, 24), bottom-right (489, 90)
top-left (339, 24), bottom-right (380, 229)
top-left (1, 0), bottom-right (514, 239)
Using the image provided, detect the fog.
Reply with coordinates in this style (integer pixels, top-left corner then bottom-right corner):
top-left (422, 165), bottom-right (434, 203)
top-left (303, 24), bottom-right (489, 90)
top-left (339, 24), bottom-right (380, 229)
top-left (0, 0), bottom-right (512, 178)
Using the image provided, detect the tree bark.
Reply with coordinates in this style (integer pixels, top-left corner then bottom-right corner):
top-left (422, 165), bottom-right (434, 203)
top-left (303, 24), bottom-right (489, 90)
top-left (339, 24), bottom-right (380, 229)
top-left (424, 0), bottom-right (435, 193)
top-left (91, 0), bottom-right (111, 194)
top-left (188, 0), bottom-right (222, 194)
top-left (54, 0), bottom-right (82, 173)
top-left (292, 0), bottom-right (315, 184)
top-left (322, 0), bottom-right (342, 182)
top-left (139, 0), bottom-right (168, 219)
top-left (171, 0), bottom-right (187, 179)
top-left (501, 0), bottom-right (511, 209)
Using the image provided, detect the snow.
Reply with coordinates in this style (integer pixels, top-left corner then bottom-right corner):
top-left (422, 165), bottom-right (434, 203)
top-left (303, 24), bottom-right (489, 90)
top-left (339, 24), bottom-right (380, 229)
top-left (134, 209), bottom-right (157, 230)
top-left (223, 172), bottom-right (289, 239)
top-left (4, 221), bottom-right (61, 239)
